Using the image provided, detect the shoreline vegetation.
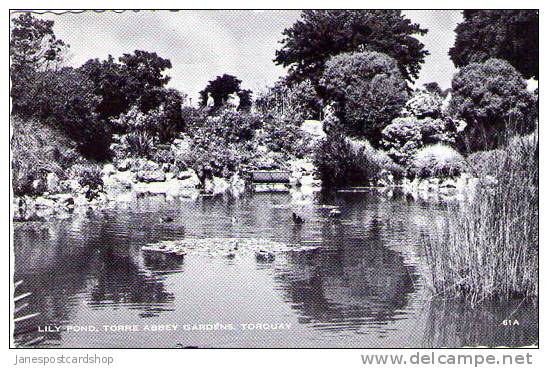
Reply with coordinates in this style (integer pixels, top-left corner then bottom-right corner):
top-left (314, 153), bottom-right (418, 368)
top-left (11, 11), bottom-right (538, 304)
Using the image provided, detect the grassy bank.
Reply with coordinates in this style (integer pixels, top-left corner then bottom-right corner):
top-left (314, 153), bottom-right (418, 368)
top-left (424, 133), bottom-right (538, 303)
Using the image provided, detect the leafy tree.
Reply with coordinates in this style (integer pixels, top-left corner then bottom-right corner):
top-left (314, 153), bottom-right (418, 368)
top-left (274, 10), bottom-right (428, 86)
top-left (79, 56), bottom-right (130, 120)
top-left (237, 89), bottom-right (253, 112)
top-left (10, 13), bottom-right (69, 111)
top-left (449, 10), bottom-right (539, 80)
top-left (10, 13), bottom-right (68, 74)
top-left (199, 74), bottom-right (244, 108)
top-left (80, 50), bottom-right (173, 119)
top-left (320, 51), bottom-right (408, 143)
top-left (449, 58), bottom-right (537, 152)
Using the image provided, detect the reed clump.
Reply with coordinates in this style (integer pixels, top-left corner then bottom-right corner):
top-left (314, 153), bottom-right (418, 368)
top-left (424, 132), bottom-right (538, 303)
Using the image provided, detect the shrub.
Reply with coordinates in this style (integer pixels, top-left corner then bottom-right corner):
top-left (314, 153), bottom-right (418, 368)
top-left (11, 118), bottom-right (82, 196)
top-left (381, 116), bottom-right (463, 166)
top-left (182, 106), bottom-right (209, 135)
top-left (71, 163), bottom-right (104, 200)
top-left (255, 79), bottom-right (322, 121)
top-left (114, 102), bottom-right (183, 144)
top-left (258, 115), bottom-right (314, 159)
top-left (424, 132), bottom-right (538, 302)
top-left (314, 133), bottom-right (399, 187)
top-left (402, 90), bottom-right (443, 118)
top-left (448, 58), bottom-right (537, 152)
top-left (410, 144), bottom-right (467, 178)
top-left (320, 51), bottom-right (408, 143)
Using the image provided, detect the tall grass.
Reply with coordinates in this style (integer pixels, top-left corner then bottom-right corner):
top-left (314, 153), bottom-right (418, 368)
top-left (424, 132), bottom-right (538, 303)
top-left (11, 117), bottom-right (82, 195)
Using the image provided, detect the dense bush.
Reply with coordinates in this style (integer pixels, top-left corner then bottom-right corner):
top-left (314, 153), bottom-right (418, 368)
top-left (401, 91), bottom-right (443, 118)
top-left (320, 51), bottom-right (408, 143)
top-left (257, 115), bottom-right (314, 159)
top-left (11, 118), bottom-right (82, 196)
top-left (381, 116), bottom-right (463, 166)
top-left (381, 91), bottom-right (465, 166)
top-left (198, 110), bottom-right (261, 144)
top-left (410, 144), bottom-right (467, 178)
top-left (12, 67), bottom-right (112, 160)
top-left (71, 163), bottom-right (104, 200)
top-left (186, 110), bottom-right (260, 179)
top-left (314, 133), bottom-right (399, 187)
top-left (448, 58), bottom-right (537, 152)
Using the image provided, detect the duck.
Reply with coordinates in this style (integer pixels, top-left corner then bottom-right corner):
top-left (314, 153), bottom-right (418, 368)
top-left (160, 216), bottom-right (174, 223)
top-left (255, 249), bottom-right (275, 262)
top-left (328, 209), bottom-right (342, 218)
top-left (292, 212), bottom-right (305, 224)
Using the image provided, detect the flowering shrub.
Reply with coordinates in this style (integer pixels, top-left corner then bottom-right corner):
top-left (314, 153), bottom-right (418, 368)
top-left (381, 90), bottom-right (466, 166)
top-left (402, 91), bottom-right (443, 118)
top-left (410, 144), bottom-right (467, 178)
top-left (113, 104), bottom-right (183, 144)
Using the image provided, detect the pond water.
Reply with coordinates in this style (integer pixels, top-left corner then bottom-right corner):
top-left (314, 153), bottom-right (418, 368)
top-left (13, 190), bottom-right (538, 348)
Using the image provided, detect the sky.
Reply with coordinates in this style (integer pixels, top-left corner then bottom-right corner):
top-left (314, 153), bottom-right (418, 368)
top-left (17, 10), bottom-right (464, 105)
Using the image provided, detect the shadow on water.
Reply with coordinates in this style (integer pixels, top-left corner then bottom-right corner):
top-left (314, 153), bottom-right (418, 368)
top-left (12, 190), bottom-right (538, 347)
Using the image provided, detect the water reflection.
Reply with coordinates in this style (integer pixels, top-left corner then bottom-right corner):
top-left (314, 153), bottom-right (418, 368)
top-left (13, 190), bottom-right (538, 347)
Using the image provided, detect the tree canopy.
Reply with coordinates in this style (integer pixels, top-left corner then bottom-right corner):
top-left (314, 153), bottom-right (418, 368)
top-left (199, 74), bottom-right (252, 111)
top-left (449, 10), bottom-right (539, 80)
top-left (321, 51), bottom-right (408, 143)
top-left (274, 10), bottom-right (429, 86)
top-left (10, 13), bottom-right (69, 74)
top-left (79, 50), bottom-right (173, 119)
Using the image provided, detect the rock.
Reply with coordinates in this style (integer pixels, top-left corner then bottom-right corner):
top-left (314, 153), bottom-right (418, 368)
top-left (134, 178), bottom-right (192, 196)
top-left (290, 158), bottom-right (315, 175)
top-left (229, 174), bottom-right (246, 194)
top-left (116, 158), bottom-right (132, 172)
top-left (61, 179), bottom-right (80, 192)
top-left (34, 196), bottom-right (56, 208)
top-left (129, 159), bottom-right (160, 173)
top-left (162, 163), bottom-right (172, 173)
top-left (103, 171), bottom-right (135, 191)
top-left (101, 164), bottom-right (116, 177)
top-left (31, 178), bottom-right (46, 194)
top-left (46, 172), bottom-right (61, 193)
top-left (482, 175), bottom-right (498, 186)
top-left (136, 170), bottom-right (166, 183)
top-left (204, 176), bottom-right (230, 194)
top-left (440, 178), bottom-right (457, 189)
top-left (177, 169), bottom-right (194, 180)
top-left (300, 120), bottom-right (326, 139)
top-left (299, 175), bottom-right (321, 187)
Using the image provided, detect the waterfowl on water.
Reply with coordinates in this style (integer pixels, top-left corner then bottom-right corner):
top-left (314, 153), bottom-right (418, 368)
top-left (328, 209), bottom-right (342, 218)
top-left (255, 249), bottom-right (275, 262)
top-left (160, 216), bottom-right (174, 223)
top-left (292, 212), bottom-right (305, 224)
